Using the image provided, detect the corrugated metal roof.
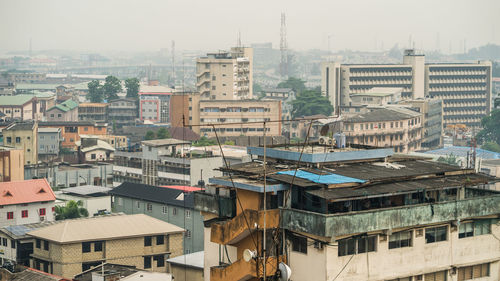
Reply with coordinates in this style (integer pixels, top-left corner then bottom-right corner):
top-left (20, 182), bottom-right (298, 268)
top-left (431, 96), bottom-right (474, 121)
top-left (0, 179), bottom-right (56, 206)
top-left (425, 146), bottom-right (500, 160)
top-left (0, 95), bottom-right (34, 106)
top-left (276, 170), bottom-right (365, 185)
top-left (47, 99), bottom-right (78, 112)
top-left (345, 107), bottom-right (420, 123)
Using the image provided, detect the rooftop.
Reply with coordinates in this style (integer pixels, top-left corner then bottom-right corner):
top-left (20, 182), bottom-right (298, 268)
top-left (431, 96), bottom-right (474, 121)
top-left (57, 185), bottom-right (112, 196)
top-left (167, 251), bottom-right (204, 269)
top-left (351, 87), bottom-right (403, 97)
top-left (0, 179), bottom-right (56, 206)
top-left (0, 95), bottom-right (34, 106)
top-left (7, 267), bottom-right (70, 281)
top-left (425, 146), bottom-right (500, 160)
top-left (27, 214), bottom-right (184, 244)
top-left (38, 128), bottom-right (61, 133)
top-left (142, 138), bottom-right (190, 147)
top-left (110, 182), bottom-right (195, 209)
top-left (4, 122), bottom-right (36, 131)
top-left (47, 99), bottom-right (78, 112)
top-left (16, 83), bottom-right (88, 91)
top-left (2, 221), bottom-right (63, 240)
top-left (345, 107), bottom-right (420, 123)
top-left (79, 103), bottom-right (108, 107)
top-left (74, 263), bottom-right (140, 281)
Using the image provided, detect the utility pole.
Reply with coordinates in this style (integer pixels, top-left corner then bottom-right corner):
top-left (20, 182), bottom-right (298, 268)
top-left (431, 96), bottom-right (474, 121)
top-left (262, 121), bottom-right (267, 280)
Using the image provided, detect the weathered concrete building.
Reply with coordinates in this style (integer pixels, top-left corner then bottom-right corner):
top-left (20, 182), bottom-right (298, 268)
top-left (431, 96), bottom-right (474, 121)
top-left (2, 121), bottom-right (38, 165)
top-left (46, 99), bottom-right (79, 122)
top-left (194, 143), bottom-right (500, 281)
top-left (0, 146), bottom-right (24, 182)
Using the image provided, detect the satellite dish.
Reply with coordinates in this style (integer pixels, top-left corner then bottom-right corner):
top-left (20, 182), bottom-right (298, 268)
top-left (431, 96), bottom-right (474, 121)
top-left (243, 249), bottom-right (256, 262)
top-left (278, 262), bottom-right (292, 281)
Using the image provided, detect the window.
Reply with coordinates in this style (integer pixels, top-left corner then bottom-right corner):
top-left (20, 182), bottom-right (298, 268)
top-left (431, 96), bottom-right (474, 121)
top-left (94, 241), bottom-right (103, 252)
top-left (459, 220), bottom-right (491, 238)
top-left (425, 226), bottom-right (447, 243)
top-left (154, 255), bottom-right (165, 267)
top-left (36, 239), bottom-right (41, 248)
top-left (147, 203), bottom-right (152, 212)
top-left (82, 242), bottom-right (91, 253)
top-left (424, 270), bottom-right (447, 281)
top-left (389, 230), bottom-right (412, 249)
top-left (2, 238), bottom-right (7, 246)
top-left (21, 210), bottom-right (28, 218)
top-left (172, 208), bottom-right (177, 215)
top-left (11, 239), bottom-right (15, 249)
top-left (144, 256), bottom-right (152, 269)
top-left (43, 240), bottom-right (49, 251)
top-left (290, 234), bottom-right (307, 254)
top-left (458, 263), bottom-right (489, 280)
top-left (57, 114), bottom-right (62, 118)
top-left (136, 201), bottom-right (141, 209)
top-left (6, 137), bottom-right (11, 144)
top-left (338, 235), bottom-right (377, 256)
top-left (39, 208), bottom-right (46, 216)
top-left (144, 236), bottom-right (152, 246)
top-left (162, 206), bottom-right (167, 214)
top-left (84, 127), bottom-right (88, 131)
top-left (156, 235), bottom-right (164, 245)
top-left (16, 137), bottom-right (21, 143)
top-left (185, 230), bottom-right (191, 238)
top-left (91, 154), bottom-right (96, 160)
top-left (7, 212), bottom-right (13, 220)
top-left (186, 210), bottom-right (191, 218)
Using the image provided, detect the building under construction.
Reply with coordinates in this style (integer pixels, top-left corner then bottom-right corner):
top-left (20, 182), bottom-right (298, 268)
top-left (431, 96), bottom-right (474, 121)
top-left (194, 142), bottom-right (500, 281)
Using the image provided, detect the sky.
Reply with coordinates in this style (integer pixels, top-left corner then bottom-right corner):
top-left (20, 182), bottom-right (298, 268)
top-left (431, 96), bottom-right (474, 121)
top-left (0, 0), bottom-right (499, 54)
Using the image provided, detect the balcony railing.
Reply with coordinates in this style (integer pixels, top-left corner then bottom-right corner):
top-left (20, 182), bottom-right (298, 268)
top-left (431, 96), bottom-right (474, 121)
top-left (211, 255), bottom-right (286, 281)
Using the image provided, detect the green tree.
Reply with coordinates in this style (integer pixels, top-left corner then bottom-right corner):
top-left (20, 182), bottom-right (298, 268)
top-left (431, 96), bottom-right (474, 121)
top-left (482, 142), bottom-right (500, 153)
top-left (55, 200), bottom-right (89, 220)
top-left (145, 130), bottom-right (156, 140)
top-left (156, 128), bottom-right (171, 139)
top-left (125, 77), bottom-right (140, 99)
top-left (291, 90), bottom-right (333, 118)
top-left (103, 75), bottom-right (122, 101)
top-left (193, 136), bottom-right (217, 147)
top-left (87, 80), bottom-right (103, 103)
top-left (477, 109), bottom-right (500, 145)
top-left (277, 77), bottom-right (306, 94)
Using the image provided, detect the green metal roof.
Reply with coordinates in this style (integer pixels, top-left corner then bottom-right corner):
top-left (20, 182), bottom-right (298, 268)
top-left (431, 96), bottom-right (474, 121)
top-left (48, 99), bottom-right (79, 112)
top-left (0, 95), bottom-right (35, 106)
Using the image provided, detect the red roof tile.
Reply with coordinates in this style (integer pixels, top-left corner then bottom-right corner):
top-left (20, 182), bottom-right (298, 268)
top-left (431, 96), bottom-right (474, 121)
top-left (0, 179), bottom-right (56, 206)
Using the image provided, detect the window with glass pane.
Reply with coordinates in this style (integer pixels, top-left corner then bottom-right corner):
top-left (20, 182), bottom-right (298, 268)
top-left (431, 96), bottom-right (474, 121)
top-left (474, 220), bottom-right (491, 236)
top-left (389, 230), bottom-right (412, 249)
top-left (424, 270), bottom-right (447, 281)
top-left (425, 226), bottom-right (447, 243)
top-left (459, 222), bottom-right (474, 238)
top-left (338, 236), bottom-right (376, 256)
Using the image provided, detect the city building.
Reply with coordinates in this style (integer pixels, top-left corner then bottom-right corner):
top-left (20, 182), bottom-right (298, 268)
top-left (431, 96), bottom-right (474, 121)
top-left (26, 91), bottom-right (57, 120)
top-left (196, 47), bottom-right (253, 100)
top-left (260, 88), bottom-right (295, 121)
top-left (55, 185), bottom-right (112, 216)
top-left (170, 93), bottom-right (194, 128)
top-left (46, 100), bottom-right (79, 122)
top-left (0, 77), bottom-right (15, 96)
top-left (78, 103), bottom-right (108, 123)
top-left (0, 266), bottom-right (70, 281)
top-left (195, 99), bottom-right (281, 137)
top-left (400, 99), bottom-right (443, 149)
top-left (38, 128), bottom-right (62, 162)
top-left (0, 146), bottom-right (24, 182)
top-left (24, 162), bottom-right (114, 189)
top-left (39, 121), bottom-right (107, 149)
top-left (2, 122), bottom-right (38, 165)
top-left (0, 179), bottom-right (56, 227)
top-left (7, 73), bottom-right (46, 83)
top-left (79, 134), bottom-right (128, 149)
top-left (194, 143), bottom-right (500, 281)
top-left (113, 139), bottom-right (222, 187)
top-left (77, 138), bottom-right (115, 162)
top-left (28, 214), bottom-right (184, 278)
top-left (108, 98), bottom-right (137, 128)
top-left (139, 85), bottom-right (174, 123)
top-left (343, 107), bottom-right (423, 153)
top-left (167, 251), bottom-right (204, 281)
top-left (321, 50), bottom-right (492, 127)
top-left (0, 95), bottom-right (36, 121)
top-left (110, 182), bottom-right (204, 254)
top-left (349, 87), bottom-right (403, 106)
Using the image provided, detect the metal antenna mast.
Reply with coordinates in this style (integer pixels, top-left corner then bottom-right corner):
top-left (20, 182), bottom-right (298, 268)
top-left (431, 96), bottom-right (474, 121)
top-left (171, 40), bottom-right (176, 88)
top-left (280, 12), bottom-right (288, 79)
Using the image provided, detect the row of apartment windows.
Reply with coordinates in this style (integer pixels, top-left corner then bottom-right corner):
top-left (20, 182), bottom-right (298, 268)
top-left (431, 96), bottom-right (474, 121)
top-left (39, 135), bottom-right (57, 140)
top-left (6, 208), bottom-right (51, 220)
top-left (4, 136), bottom-right (31, 144)
top-left (345, 118), bottom-right (420, 131)
top-left (144, 254), bottom-right (165, 268)
top-left (202, 107), bottom-right (270, 112)
top-left (144, 235), bottom-right (165, 246)
top-left (200, 127), bottom-right (270, 133)
top-left (0, 109), bottom-right (22, 114)
top-left (387, 263), bottom-right (490, 281)
top-left (35, 239), bottom-right (50, 251)
top-left (114, 197), bottom-right (192, 219)
top-left (201, 118), bottom-right (270, 123)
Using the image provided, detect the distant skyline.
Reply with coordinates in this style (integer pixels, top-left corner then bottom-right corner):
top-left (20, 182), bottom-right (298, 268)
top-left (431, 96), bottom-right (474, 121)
top-left (0, 0), bottom-right (499, 54)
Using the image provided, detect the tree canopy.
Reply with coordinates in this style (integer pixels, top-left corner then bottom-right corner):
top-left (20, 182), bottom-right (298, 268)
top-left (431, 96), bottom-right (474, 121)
top-left (482, 142), bottom-right (500, 153)
top-left (55, 200), bottom-right (89, 220)
top-left (156, 128), bottom-right (171, 139)
top-left (103, 75), bottom-right (122, 101)
top-left (145, 131), bottom-right (156, 140)
top-left (277, 77), bottom-right (306, 94)
top-left (87, 80), bottom-right (103, 103)
top-left (192, 136), bottom-right (217, 147)
top-left (291, 90), bottom-right (333, 118)
top-left (125, 77), bottom-right (140, 99)
top-left (476, 109), bottom-right (500, 145)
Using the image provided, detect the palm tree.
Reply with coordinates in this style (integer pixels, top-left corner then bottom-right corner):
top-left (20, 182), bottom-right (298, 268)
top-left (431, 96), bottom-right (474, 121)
top-left (55, 200), bottom-right (89, 220)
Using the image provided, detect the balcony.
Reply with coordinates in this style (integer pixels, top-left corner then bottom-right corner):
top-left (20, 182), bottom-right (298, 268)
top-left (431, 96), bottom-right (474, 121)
top-left (211, 255), bottom-right (286, 281)
top-left (211, 209), bottom-right (280, 245)
top-left (281, 193), bottom-right (500, 238)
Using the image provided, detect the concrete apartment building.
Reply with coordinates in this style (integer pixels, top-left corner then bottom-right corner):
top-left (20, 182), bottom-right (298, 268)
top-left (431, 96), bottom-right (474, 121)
top-left (0, 77), bottom-right (15, 96)
top-left (2, 122), bottom-right (38, 165)
top-left (400, 99), bottom-right (443, 149)
top-left (39, 121), bottom-right (107, 149)
top-left (196, 47), bottom-right (253, 100)
top-left (0, 95), bottom-right (36, 121)
top-left (78, 103), bottom-right (108, 123)
top-left (110, 183), bottom-right (205, 254)
top-left (139, 85), bottom-right (174, 123)
top-left (343, 107), bottom-right (423, 153)
top-left (0, 146), bottom-right (24, 182)
top-left (27, 214), bottom-right (184, 279)
top-left (38, 128), bottom-right (62, 162)
top-left (108, 98), bottom-right (137, 128)
top-left (194, 143), bottom-right (500, 281)
top-left (196, 99), bottom-right (282, 137)
top-left (261, 88), bottom-right (295, 121)
top-left (113, 139), bottom-right (222, 187)
top-left (0, 179), bottom-right (56, 227)
top-left (321, 50), bottom-right (492, 127)
top-left (46, 99), bottom-right (79, 122)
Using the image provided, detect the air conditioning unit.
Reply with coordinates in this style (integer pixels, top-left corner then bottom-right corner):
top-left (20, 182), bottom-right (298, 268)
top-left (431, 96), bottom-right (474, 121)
top-left (319, 136), bottom-right (335, 146)
top-left (40, 216), bottom-right (45, 222)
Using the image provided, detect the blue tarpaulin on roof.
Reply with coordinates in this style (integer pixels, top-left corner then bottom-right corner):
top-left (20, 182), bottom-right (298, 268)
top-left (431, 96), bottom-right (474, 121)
top-left (276, 170), bottom-right (366, 185)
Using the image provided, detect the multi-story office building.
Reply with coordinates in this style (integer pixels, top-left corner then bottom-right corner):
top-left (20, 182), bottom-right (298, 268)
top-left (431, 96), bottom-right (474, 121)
top-left (195, 99), bottom-right (281, 137)
top-left (400, 99), bottom-right (443, 149)
top-left (2, 121), bottom-right (38, 165)
top-left (196, 47), bottom-right (253, 100)
top-left (110, 183), bottom-right (204, 254)
top-left (78, 103), bottom-right (108, 123)
top-left (139, 85), bottom-right (174, 123)
top-left (343, 107), bottom-right (423, 153)
top-left (38, 128), bottom-right (62, 162)
top-left (0, 179), bottom-right (56, 227)
top-left (194, 143), bottom-right (500, 281)
top-left (0, 146), bottom-right (24, 182)
top-left (28, 214), bottom-right (184, 279)
top-left (108, 98), bottom-right (137, 128)
top-left (321, 50), bottom-right (492, 127)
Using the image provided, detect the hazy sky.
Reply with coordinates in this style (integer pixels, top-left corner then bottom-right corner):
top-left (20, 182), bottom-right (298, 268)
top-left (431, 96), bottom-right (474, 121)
top-left (1, 0), bottom-right (498, 54)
